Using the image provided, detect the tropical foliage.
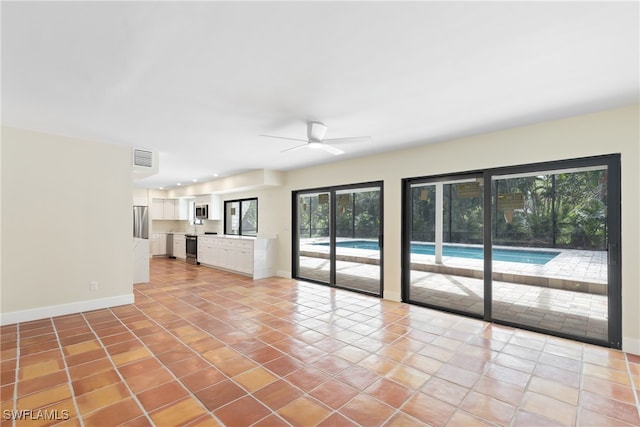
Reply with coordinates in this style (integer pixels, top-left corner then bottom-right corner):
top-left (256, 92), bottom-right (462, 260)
top-left (297, 169), bottom-right (607, 251)
top-left (411, 170), bottom-right (607, 250)
top-left (298, 190), bottom-right (380, 239)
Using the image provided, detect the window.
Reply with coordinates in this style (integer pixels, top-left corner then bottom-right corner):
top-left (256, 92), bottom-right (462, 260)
top-left (224, 198), bottom-right (258, 236)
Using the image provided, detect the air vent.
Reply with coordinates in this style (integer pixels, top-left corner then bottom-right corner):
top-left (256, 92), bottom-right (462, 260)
top-left (133, 149), bottom-right (153, 168)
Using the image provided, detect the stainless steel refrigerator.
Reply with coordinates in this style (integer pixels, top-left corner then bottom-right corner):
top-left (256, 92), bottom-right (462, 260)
top-left (133, 206), bottom-right (149, 239)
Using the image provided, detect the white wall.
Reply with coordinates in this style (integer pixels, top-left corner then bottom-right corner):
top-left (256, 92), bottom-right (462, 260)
top-left (249, 105), bottom-right (639, 353)
top-left (1, 127), bottom-right (134, 323)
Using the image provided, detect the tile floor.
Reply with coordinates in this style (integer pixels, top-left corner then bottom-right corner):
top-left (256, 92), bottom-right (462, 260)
top-left (1, 258), bottom-right (638, 427)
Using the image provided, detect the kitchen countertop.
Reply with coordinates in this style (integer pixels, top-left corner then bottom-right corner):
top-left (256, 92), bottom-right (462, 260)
top-left (198, 234), bottom-right (256, 240)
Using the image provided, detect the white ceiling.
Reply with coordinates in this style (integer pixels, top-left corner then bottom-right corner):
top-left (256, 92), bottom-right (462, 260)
top-left (2, 1), bottom-right (638, 189)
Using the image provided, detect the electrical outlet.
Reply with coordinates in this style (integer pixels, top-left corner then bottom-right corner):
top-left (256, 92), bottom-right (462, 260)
top-left (90, 281), bottom-right (98, 291)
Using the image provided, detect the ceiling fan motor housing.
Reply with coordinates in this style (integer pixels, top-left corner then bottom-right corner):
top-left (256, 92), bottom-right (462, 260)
top-left (308, 121), bottom-right (328, 141)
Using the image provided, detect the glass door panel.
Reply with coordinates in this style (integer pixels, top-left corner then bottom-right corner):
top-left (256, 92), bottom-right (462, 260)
top-left (491, 166), bottom-right (610, 342)
top-left (335, 187), bottom-right (382, 295)
top-left (407, 177), bottom-right (484, 316)
top-left (296, 192), bottom-right (331, 283)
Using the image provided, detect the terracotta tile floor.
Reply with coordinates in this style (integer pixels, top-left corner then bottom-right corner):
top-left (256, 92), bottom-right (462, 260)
top-left (1, 258), bottom-right (639, 426)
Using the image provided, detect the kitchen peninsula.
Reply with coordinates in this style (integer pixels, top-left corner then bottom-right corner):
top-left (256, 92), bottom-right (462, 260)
top-left (197, 235), bottom-right (276, 279)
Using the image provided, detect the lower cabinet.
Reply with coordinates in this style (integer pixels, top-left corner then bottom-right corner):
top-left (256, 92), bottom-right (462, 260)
top-left (150, 233), bottom-right (167, 256)
top-left (197, 239), bottom-right (215, 265)
top-left (173, 235), bottom-right (186, 259)
top-left (197, 236), bottom-right (274, 279)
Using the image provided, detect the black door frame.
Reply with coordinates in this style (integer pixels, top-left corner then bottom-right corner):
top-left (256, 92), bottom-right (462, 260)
top-left (401, 171), bottom-right (486, 319)
top-left (401, 154), bottom-right (622, 349)
top-left (292, 181), bottom-right (384, 297)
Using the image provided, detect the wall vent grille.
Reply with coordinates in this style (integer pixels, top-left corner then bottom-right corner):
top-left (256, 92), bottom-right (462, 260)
top-left (133, 149), bottom-right (153, 168)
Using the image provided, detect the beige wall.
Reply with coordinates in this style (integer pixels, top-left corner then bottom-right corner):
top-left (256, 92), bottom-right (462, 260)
top-left (1, 105), bottom-right (637, 352)
top-left (242, 105), bottom-right (639, 352)
top-left (1, 127), bottom-right (134, 322)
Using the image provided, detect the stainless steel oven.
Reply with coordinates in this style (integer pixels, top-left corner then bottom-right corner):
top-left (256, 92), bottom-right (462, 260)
top-left (185, 234), bottom-right (199, 265)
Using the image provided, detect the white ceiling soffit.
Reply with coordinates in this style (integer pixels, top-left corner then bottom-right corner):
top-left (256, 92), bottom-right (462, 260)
top-left (2, 1), bottom-right (638, 189)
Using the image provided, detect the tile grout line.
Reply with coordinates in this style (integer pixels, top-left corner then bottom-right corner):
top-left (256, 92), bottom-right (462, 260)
top-left (506, 332), bottom-right (547, 427)
top-left (575, 342), bottom-right (586, 427)
top-left (623, 353), bottom-right (640, 420)
top-left (127, 260), bottom-right (640, 426)
top-left (137, 275), bottom-right (397, 426)
top-left (7, 259), bottom-right (638, 426)
top-left (134, 282), bottom-right (305, 426)
top-left (10, 323), bottom-right (20, 427)
top-left (79, 311), bottom-right (155, 426)
top-left (50, 317), bottom-right (85, 427)
top-left (294, 298), bottom-right (416, 427)
top-left (434, 321), bottom-right (517, 427)
top-left (110, 297), bottom-right (233, 426)
top-left (368, 314), bottom-right (449, 427)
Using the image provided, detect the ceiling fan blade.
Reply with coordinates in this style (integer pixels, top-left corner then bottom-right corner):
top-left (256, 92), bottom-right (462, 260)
top-left (261, 134), bottom-right (309, 143)
top-left (281, 143), bottom-right (309, 153)
top-left (321, 144), bottom-right (344, 155)
top-left (322, 136), bottom-right (371, 145)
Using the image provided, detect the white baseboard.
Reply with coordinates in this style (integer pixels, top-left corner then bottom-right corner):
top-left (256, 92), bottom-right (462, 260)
top-left (277, 270), bottom-right (292, 279)
top-left (0, 294), bottom-right (135, 326)
top-left (623, 336), bottom-right (640, 355)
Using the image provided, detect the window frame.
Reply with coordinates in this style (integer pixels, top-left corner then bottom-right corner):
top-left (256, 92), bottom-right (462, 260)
top-left (224, 197), bottom-right (258, 236)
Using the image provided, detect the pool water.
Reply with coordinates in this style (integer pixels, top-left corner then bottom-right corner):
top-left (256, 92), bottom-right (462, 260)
top-left (316, 240), bottom-right (559, 265)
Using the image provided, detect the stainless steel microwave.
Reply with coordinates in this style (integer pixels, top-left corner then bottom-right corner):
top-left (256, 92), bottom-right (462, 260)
top-left (195, 204), bottom-right (208, 220)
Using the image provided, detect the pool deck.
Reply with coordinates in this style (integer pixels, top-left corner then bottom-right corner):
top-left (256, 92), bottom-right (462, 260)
top-left (300, 239), bottom-right (608, 295)
top-left (297, 239), bottom-right (609, 341)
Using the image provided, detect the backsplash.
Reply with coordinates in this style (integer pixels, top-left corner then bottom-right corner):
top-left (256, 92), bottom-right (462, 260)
top-left (152, 219), bottom-right (221, 234)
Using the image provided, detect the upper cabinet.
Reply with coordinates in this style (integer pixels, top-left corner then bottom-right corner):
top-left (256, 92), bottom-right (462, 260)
top-left (151, 198), bottom-right (189, 220)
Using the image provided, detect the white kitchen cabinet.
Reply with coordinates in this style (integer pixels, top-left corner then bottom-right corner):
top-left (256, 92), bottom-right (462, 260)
top-left (208, 195), bottom-right (222, 220)
top-left (150, 233), bottom-right (167, 256)
top-left (233, 240), bottom-right (254, 275)
top-left (151, 199), bottom-right (165, 219)
top-left (173, 234), bottom-right (186, 259)
top-left (151, 198), bottom-right (189, 220)
top-left (197, 237), bottom-right (216, 265)
top-left (176, 199), bottom-right (190, 220)
top-left (165, 199), bottom-right (177, 219)
top-left (197, 235), bottom-right (274, 279)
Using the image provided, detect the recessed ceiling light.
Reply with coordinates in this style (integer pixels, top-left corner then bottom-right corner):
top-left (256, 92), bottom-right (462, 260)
top-left (159, 187), bottom-right (164, 190)
top-left (177, 183), bottom-right (181, 186)
top-left (213, 173), bottom-right (219, 177)
top-left (192, 179), bottom-right (198, 182)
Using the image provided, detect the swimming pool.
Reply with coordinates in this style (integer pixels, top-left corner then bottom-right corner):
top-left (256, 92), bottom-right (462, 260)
top-left (314, 240), bottom-right (559, 265)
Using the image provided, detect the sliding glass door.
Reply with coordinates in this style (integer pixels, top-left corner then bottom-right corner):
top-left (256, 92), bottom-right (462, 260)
top-left (406, 175), bottom-right (485, 317)
top-left (294, 182), bottom-right (383, 296)
top-left (403, 155), bottom-right (621, 348)
top-left (296, 191), bottom-right (332, 284)
top-left (490, 164), bottom-right (616, 343)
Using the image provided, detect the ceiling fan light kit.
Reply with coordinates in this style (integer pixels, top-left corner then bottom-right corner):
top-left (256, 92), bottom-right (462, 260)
top-left (308, 121), bottom-right (328, 141)
top-left (262, 121), bottom-right (370, 156)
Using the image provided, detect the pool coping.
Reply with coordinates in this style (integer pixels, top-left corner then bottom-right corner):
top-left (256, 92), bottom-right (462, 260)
top-left (300, 239), bottom-right (608, 296)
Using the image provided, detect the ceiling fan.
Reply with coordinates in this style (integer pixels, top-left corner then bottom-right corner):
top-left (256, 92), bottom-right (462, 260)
top-left (261, 121), bottom-right (371, 155)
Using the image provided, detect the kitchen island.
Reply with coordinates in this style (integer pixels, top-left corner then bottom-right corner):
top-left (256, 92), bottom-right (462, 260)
top-left (197, 235), bottom-right (276, 279)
